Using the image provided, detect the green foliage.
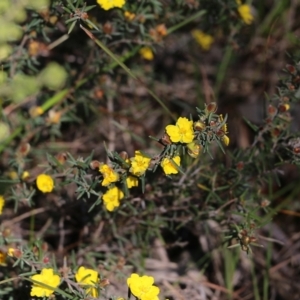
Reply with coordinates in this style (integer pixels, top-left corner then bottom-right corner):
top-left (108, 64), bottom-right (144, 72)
top-left (0, 0), bottom-right (300, 299)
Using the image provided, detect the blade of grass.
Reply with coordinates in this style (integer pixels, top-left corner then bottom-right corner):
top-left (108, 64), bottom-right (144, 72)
top-left (257, 0), bottom-right (290, 35)
top-left (263, 230), bottom-right (272, 300)
top-left (80, 24), bottom-right (176, 121)
top-left (214, 44), bottom-right (233, 98)
top-left (103, 45), bottom-right (141, 72)
top-left (0, 126), bottom-right (22, 154)
top-left (223, 247), bottom-right (239, 299)
top-left (167, 10), bottom-right (206, 34)
top-left (251, 258), bottom-right (261, 300)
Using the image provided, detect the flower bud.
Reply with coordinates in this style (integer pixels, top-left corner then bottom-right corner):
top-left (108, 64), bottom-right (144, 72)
top-left (194, 121), bottom-right (205, 131)
top-left (43, 256), bottom-right (50, 264)
top-left (271, 128), bottom-right (280, 137)
top-left (236, 161), bottom-right (244, 170)
top-left (99, 278), bottom-right (110, 287)
top-left (222, 135), bottom-right (230, 146)
top-left (90, 160), bottom-right (101, 170)
top-left (285, 64), bottom-right (296, 74)
top-left (18, 143), bottom-right (31, 156)
top-left (94, 88), bottom-right (104, 99)
top-left (103, 22), bottom-right (113, 35)
top-left (267, 105), bottom-right (277, 117)
top-left (119, 151), bottom-right (128, 161)
top-left (261, 199), bottom-right (270, 207)
top-left (156, 24), bottom-right (167, 37)
top-left (29, 106), bottom-right (44, 117)
top-left (22, 171), bottom-right (30, 180)
top-left (41, 242), bottom-right (48, 252)
top-left (2, 228), bottom-right (11, 238)
top-left (124, 11), bottom-right (136, 21)
top-left (7, 248), bottom-right (14, 257)
top-left (205, 102), bottom-right (217, 113)
top-left (293, 147), bottom-right (300, 154)
top-left (282, 96), bottom-right (289, 102)
top-left (55, 153), bottom-right (67, 165)
top-left (47, 109), bottom-right (62, 124)
top-left (278, 103), bottom-right (290, 113)
top-left (187, 141), bottom-right (202, 158)
top-left (160, 132), bottom-right (172, 146)
top-left (13, 248), bottom-right (22, 258)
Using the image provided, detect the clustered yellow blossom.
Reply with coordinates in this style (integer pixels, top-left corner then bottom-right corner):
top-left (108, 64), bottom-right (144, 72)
top-left (97, 0), bottom-right (126, 11)
top-left (93, 112), bottom-right (227, 211)
top-left (161, 156), bottom-right (181, 175)
top-left (102, 186), bottom-right (124, 211)
top-left (75, 266), bottom-right (99, 298)
top-left (99, 164), bottom-right (119, 186)
top-left (165, 117), bottom-right (194, 144)
top-left (236, 0), bottom-right (254, 25)
top-left (0, 195), bottom-right (4, 215)
top-left (130, 151), bottom-right (151, 176)
top-left (36, 174), bottom-right (54, 193)
top-left (191, 30), bottom-right (214, 51)
top-left (30, 268), bottom-right (60, 297)
top-left (127, 273), bottom-right (160, 300)
top-left (139, 47), bottom-right (154, 60)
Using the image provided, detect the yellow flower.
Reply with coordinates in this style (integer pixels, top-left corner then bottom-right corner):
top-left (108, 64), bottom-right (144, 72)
top-left (219, 114), bottom-right (229, 146)
top-left (47, 109), bottom-right (62, 124)
top-left (99, 164), bottom-right (119, 186)
top-left (0, 251), bottom-right (7, 266)
top-left (97, 0), bottom-right (126, 10)
top-left (165, 117), bottom-right (194, 144)
top-left (75, 266), bottom-right (99, 298)
top-left (130, 151), bottom-right (151, 176)
top-left (0, 195), bottom-right (5, 215)
top-left (161, 156), bottom-right (181, 175)
top-left (191, 30), bottom-right (214, 51)
top-left (22, 171), bottom-right (30, 180)
top-left (127, 273), bottom-right (160, 300)
top-left (139, 47), bottom-right (154, 60)
top-left (36, 174), bottom-right (54, 193)
top-left (7, 248), bottom-right (15, 257)
top-left (219, 114), bottom-right (228, 133)
top-left (30, 268), bottom-right (60, 297)
top-left (237, 3), bottom-right (254, 25)
top-left (102, 186), bottom-right (124, 211)
top-left (29, 106), bottom-right (44, 117)
top-left (124, 11), bottom-right (135, 21)
top-left (126, 176), bottom-right (139, 188)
